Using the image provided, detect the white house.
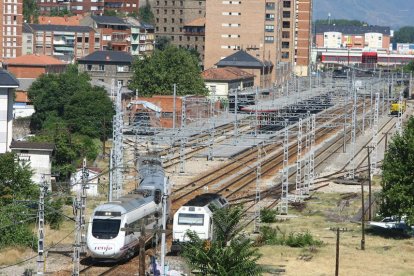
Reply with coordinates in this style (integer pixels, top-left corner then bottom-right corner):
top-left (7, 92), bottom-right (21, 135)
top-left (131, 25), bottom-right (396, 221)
top-left (71, 167), bottom-right (101, 197)
top-left (0, 69), bottom-right (19, 153)
top-left (10, 141), bottom-right (54, 190)
top-left (201, 67), bottom-right (255, 99)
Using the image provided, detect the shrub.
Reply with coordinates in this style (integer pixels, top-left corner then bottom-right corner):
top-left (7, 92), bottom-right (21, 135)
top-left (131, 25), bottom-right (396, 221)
top-left (257, 226), bottom-right (323, 248)
top-left (260, 208), bottom-right (277, 223)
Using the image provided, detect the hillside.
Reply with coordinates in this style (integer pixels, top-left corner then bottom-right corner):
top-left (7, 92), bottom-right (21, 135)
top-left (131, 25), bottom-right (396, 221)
top-left (313, 0), bottom-right (414, 28)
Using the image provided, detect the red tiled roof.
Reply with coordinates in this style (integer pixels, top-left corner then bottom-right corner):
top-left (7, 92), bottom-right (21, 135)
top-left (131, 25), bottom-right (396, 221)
top-left (201, 67), bottom-right (255, 81)
top-left (15, 91), bottom-right (31, 103)
top-left (38, 15), bottom-right (83, 26)
top-left (5, 54), bottom-right (66, 66)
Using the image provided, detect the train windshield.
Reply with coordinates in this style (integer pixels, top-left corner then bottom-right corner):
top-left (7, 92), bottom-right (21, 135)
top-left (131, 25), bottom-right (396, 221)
top-left (178, 213), bottom-right (204, 226)
top-left (92, 219), bottom-right (121, 239)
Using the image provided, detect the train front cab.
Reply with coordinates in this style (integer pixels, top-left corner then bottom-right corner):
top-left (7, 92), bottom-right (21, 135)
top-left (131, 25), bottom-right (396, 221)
top-left (171, 207), bottom-right (213, 254)
top-left (87, 213), bottom-right (128, 261)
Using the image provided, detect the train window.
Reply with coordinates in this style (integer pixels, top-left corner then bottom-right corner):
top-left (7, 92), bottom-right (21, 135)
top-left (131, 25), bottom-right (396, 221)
top-left (178, 213), bottom-right (204, 225)
top-left (92, 219), bottom-right (121, 239)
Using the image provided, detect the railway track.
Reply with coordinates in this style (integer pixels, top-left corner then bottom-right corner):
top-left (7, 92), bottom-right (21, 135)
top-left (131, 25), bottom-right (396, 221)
top-left (171, 100), bottom-right (367, 211)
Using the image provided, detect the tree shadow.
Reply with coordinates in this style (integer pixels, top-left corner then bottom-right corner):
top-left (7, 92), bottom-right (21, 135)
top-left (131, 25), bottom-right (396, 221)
top-left (366, 227), bottom-right (412, 239)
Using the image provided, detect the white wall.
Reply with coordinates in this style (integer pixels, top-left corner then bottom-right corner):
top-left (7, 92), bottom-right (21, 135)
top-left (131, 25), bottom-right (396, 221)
top-left (0, 88), bottom-right (13, 153)
top-left (323, 32), bottom-right (342, 48)
top-left (71, 169), bottom-right (100, 197)
top-left (365, 33), bottom-right (383, 49)
top-left (14, 149), bottom-right (53, 189)
top-left (205, 82), bottom-right (229, 98)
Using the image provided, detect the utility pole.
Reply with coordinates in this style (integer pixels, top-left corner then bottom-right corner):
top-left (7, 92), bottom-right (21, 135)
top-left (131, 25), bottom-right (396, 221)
top-left (37, 175), bottom-right (48, 276)
top-left (173, 84), bottom-right (177, 130)
top-left (361, 178), bottom-right (366, 251)
top-left (335, 228), bottom-right (340, 276)
top-left (139, 224), bottom-right (146, 276)
top-left (160, 178), bottom-right (169, 275)
top-left (366, 146), bottom-right (374, 221)
top-left (80, 159), bottom-right (88, 254)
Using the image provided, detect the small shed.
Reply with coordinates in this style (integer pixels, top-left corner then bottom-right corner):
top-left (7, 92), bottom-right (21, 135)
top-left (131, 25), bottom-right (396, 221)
top-left (70, 167), bottom-right (102, 197)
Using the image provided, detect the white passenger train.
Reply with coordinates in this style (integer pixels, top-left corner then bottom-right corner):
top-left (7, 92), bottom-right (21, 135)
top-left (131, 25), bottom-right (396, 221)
top-left (171, 193), bottom-right (228, 253)
top-left (87, 158), bottom-right (169, 261)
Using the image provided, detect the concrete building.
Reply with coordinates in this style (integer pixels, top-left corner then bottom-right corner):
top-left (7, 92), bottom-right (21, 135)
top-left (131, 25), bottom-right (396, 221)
top-left (151, 0), bottom-right (206, 64)
top-left (295, 0), bottom-right (312, 76)
top-left (0, 0), bottom-right (23, 59)
top-left (4, 54), bottom-right (67, 79)
top-left (314, 25), bottom-right (391, 50)
top-left (202, 67), bottom-right (254, 98)
top-left (25, 23), bottom-right (100, 62)
top-left (204, 0), bottom-right (283, 85)
top-left (104, 0), bottom-right (140, 14)
top-left (125, 17), bottom-right (155, 57)
top-left (216, 50), bottom-right (272, 88)
top-left (71, 167), bottom-right (101, 197)
top-left (10, 141), bottom-right (54, 188)
top-left (80, 15), bottom-right (130, 52)
top-left (0, 69), bottom-right (19, 153)
top-left (22, 23), bottom-right (34, 55)
top-left (78, 50), bottom-right (134, 88)
top-left (36, 0), bottom-right (104, 16)
top-left (3, 54), bottom-right (67, 118)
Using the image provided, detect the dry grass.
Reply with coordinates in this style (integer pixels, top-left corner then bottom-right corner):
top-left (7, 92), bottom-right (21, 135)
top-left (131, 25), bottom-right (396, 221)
top-left (0, 247), bottom-right (32, 266)
top-left (258, 192), bottom-right (414, 276)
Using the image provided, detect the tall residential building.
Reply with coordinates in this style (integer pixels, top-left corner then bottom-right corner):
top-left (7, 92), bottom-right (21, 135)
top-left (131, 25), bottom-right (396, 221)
top-left (295, 0), bottom-right (312, 76)
top-left (205, 0), bottom-right (282, 84)
top-left (205, 0), bottom-right (312, 82)
top-left (151, 0), bottom-right (206, 64)
top-left (36, 0), bottom-right (104, 15)
top-left (1, 0), bottom-right (23, 59)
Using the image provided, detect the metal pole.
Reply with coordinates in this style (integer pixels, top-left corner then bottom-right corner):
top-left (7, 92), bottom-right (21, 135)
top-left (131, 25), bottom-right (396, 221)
top-left (361, 178), bottom-right (366, 250)
top-left (109, 149), bottom-right (113, 202)
top-left (335, 228), bottom-right (340, 276)
top-left (37, 175), bottom-right (47, 275)
top-left (139, 224), bottom-right (146, 276)
top-left (367, 147), bottom-right (372, 221)
top-left (173, 84), bottom-right (177, 130)
top-left (160, 178), bottom-right (168, 275)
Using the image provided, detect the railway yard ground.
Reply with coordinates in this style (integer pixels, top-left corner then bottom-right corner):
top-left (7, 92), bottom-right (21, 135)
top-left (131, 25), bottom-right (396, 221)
top-left (2, 77), bottom-right (414, 275)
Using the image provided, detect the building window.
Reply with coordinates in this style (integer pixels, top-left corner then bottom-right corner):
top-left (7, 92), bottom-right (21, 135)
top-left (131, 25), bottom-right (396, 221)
top-left (265, 25), bottom-right (274, 32)
top-left (172, 27), bottom-right (175, 32)
top-left (164, 9), bottom-right (167, 14)
top-left (282, 42), bottom-right (289, 48)
top-left (283, 11), bottom-right (291, 18)
top-left (283, 21), bottom-right (290, 28)
top-left (282, 31), bottom-right (290, 38)
top-left (282, 52), bottom-right (289, 59)
top-left (164, 18), bottom-right (167, 23)
top-left (117, 80), bottom-right (124, 87)
top-left (283, 1), bottom-right (291, 8)
top-left (98, 64), bottom-right (105, 71)
top-left (172, 18), bottom-right (175, 23)
top-left (117, 65), bottom-right (125, 72)
top-left (265, 36), bottom-right (274, 43)
top-left (86, 64), bottom-right (92, 71)
top-left (265, 2), bottom-right (275, 10)
top-left (265, 14), bottom-right (275, 21)
top-left (77, 37), bottom-right (83, 43)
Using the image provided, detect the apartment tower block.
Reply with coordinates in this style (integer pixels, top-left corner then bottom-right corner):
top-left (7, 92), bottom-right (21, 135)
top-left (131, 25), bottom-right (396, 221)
top-left (1, 0), bottom-right (23, 59)
top-left (205, 0), bottom-right (312, 82)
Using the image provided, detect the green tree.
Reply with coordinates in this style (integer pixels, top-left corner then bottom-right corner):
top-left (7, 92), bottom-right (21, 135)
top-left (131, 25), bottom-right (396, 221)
top-left (129, 46), bottom-right (208, 96)
top-left (393, 26), bottom-right (414, 43)
top-left (403, 61), bottom-right (414, 72)
top-left (49, 7), bottom-right (72, 17)
top-left (154, 36), bottom-right (171, 51)
top-left (0, 152), bottom-right (37, 205)
top-left (103, 9), bottom-right (118, 16)
top-left (23, 0), bottom-right (39, 23)
top-left (28, 65), bottom-right (113, 179)
top-left (182, 206), bottom-right (262, 275)
top-left (138, 4), bottom-right (155, 24)
top-left (380, 117), bottom-right (414, 225)
top-left (314, 19), bottom-right (368, 26)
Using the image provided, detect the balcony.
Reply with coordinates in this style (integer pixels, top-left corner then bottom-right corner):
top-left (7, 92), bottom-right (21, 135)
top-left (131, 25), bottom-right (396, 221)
top-left (112, 34), bottom-right (129, 44)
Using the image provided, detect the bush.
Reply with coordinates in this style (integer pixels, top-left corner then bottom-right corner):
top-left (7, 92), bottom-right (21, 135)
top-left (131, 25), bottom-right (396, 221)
top-left (257, 226), bottom-right (323, 248)
top-left (260, 208), bottom-right (277, 223)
